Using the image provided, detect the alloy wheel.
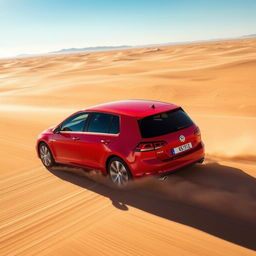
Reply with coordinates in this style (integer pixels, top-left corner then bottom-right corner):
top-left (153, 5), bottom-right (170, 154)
top-left (109, 160), bottom-right (129, 186)
top-left (39, 144), bottom-right (52, 167)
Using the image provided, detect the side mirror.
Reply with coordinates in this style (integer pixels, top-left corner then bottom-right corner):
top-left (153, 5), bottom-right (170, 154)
top-left (53, 126), bottom-right (61, 134)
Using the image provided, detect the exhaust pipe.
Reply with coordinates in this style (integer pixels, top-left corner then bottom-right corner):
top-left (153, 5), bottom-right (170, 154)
top-left (158, 176), bottom-right (168, 181)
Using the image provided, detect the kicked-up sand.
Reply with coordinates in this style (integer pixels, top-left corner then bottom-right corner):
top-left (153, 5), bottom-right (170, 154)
top-left (0, 38), bottom-right (256, 255)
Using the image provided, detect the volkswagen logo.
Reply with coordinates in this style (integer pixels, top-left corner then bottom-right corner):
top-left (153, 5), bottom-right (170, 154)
top-left (179, 135), bottom-right (185, 142)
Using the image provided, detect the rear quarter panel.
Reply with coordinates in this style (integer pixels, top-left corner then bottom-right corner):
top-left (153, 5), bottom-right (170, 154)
top-left (102, 115), bottom-right (141, 173)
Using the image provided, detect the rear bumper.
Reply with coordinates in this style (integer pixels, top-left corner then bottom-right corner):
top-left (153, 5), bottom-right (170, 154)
top-left (131, 142), bottom-right (205, 177)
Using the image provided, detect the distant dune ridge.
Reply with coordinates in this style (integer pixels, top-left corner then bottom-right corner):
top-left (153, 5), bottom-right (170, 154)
top-left (12, 33), bottom-right (256, 58)
top-left (0, 38), bottom-right (256, 256)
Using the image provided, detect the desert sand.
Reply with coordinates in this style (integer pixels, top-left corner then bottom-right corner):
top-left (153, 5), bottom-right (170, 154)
top-left (0, 38), bottom-right (256, 255)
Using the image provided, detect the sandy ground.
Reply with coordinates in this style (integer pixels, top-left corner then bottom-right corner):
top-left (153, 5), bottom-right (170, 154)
top-left (0, 38), bottom-right (256, 255)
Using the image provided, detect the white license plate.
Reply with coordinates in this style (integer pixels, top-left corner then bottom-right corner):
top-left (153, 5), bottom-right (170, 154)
top-left (171, 142), bottom-right (192, 155)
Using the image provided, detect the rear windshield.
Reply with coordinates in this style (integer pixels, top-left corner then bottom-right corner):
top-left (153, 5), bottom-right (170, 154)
top-left (138, 108), bottom-right (194, 138)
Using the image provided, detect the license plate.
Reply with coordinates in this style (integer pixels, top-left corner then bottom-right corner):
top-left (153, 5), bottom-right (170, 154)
top-left (172, 142), bottom-right (192, 155)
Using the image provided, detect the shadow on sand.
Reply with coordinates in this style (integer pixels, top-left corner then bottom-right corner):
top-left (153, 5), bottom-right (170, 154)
top-left (48, 160), bottom-right (256, 250)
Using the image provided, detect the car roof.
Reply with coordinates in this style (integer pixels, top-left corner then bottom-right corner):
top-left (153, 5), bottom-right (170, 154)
top-left (83, 100), bottom-right (180, 119)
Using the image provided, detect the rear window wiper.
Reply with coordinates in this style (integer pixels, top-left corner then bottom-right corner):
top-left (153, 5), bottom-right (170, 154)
top-left (176, 124), bottom-right (191, 131)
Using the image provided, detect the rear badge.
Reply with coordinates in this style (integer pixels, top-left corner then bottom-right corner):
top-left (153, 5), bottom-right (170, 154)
top-left (179, 135), bottom-right (185, 142)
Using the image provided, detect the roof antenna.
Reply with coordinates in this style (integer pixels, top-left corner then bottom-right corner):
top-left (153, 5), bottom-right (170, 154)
top-left (151, 104), bottom-right (155, 109)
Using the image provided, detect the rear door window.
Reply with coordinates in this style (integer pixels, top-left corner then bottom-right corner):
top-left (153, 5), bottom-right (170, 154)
top-left (138, 109), bottom-right (194, 138)
top-left (109, 115), bottom-right (120, 134)
top-left (87, 113), bottom-right (120, 134)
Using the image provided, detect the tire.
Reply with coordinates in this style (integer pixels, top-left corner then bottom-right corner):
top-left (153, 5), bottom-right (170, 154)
top-left (39, 142), bottom-right (55, 168)
top-left (107, 157), bottom-right (132, 187)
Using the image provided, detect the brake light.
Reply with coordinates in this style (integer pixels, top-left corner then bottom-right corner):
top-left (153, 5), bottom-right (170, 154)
top-left (194, 127), bottom-right (201, 136)
top-left (154, 141), bottom-right (167, 149)
top-left (135, 141), bottom-right (167, 152)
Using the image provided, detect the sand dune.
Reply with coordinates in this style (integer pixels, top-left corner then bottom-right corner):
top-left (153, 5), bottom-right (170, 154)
top-left (0, 38), bottom-right (256, 255)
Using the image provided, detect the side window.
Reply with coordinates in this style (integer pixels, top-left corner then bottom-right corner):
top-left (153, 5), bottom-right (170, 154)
top-left (87, 113), bottom-right (120, 134)
top-left (109, 115), bottom-right (120, 134)
top-left (61, 113), bottom-right (89, 132)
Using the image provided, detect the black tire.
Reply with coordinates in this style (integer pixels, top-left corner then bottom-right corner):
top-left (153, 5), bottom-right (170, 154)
top-left (39, 142), bottom-right (55, 168)
top-left (107, 157), bottom-right (132, 187)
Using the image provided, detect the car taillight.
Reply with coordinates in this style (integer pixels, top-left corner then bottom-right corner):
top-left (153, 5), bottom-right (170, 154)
top-left (154, 141), bottom-right (167, 149)
top-left (194, 126), bottom-right (201, 136)
top-left (135, 141), bottom-right (167, 152)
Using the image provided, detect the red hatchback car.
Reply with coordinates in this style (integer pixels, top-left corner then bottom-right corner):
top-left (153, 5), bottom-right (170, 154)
top-left (37, 100), bottom-right (204, 186)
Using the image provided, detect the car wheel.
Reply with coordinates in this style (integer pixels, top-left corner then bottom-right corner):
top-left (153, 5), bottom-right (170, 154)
top-left (39, 142), bottom-right (55, 168)
top-left (108, 157), bottom-right (132, 187)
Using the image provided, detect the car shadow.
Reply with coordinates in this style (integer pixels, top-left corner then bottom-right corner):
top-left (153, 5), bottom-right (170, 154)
top-left (48, 160), bottom-right (256, 250)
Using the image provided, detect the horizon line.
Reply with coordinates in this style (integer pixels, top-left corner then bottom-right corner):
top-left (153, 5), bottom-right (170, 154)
top-left (1, 33), bottom-right (255, 60)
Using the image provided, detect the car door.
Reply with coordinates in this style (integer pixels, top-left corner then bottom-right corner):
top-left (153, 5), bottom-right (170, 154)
top-left (51, 112), bottom-right (89, 164)
top-left (78, 113), bottom-right (120, 169)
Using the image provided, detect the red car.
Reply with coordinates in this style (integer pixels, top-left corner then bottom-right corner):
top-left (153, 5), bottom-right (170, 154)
top-left (37, 100), bottom-right (204, 186)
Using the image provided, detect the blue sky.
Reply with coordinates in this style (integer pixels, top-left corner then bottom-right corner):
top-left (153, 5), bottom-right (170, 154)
top-left (0, 0), bottom-right (255, 57)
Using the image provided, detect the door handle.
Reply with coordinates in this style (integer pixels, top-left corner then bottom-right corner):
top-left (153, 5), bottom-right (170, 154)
top-left (101, 139), bottom-right (110, 145)
top-left (72, 136), bottom-right (80, 141)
